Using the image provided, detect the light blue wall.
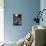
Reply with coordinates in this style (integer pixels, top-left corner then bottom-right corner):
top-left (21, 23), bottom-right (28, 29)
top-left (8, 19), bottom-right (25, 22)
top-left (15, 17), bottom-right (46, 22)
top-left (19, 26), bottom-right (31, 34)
top-left (40, 0), bottom-right (46, 27)
top-left (4, 0), bottom-right (40, 42)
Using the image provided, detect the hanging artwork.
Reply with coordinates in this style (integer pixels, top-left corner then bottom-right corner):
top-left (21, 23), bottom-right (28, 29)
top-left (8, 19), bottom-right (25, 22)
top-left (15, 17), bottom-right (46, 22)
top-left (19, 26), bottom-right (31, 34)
top-left (13, 14), bottom-right (22, 26)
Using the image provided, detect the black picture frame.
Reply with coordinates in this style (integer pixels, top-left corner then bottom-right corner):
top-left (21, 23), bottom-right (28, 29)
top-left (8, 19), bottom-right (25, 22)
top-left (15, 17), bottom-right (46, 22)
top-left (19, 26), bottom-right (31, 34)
top-left (13, 14), bottom-right (22, 26)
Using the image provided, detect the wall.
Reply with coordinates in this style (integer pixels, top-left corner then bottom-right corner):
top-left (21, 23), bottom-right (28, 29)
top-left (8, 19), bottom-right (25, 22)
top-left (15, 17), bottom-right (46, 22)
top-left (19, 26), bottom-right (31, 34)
top-left (40, 0), bottom-right (46, 26)
top-left (4, 0), bottom-right (40, 42)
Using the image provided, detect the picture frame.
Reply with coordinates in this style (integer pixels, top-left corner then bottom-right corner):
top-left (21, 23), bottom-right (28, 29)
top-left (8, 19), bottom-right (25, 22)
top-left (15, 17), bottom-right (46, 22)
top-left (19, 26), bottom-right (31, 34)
top-left (13, 14), bottom-right (22, 26)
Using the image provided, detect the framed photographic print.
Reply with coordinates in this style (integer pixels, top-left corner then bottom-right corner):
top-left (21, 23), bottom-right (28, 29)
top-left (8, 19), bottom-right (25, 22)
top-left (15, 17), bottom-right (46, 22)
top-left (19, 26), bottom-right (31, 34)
top-left (13, 14), bottom-right (22, 26)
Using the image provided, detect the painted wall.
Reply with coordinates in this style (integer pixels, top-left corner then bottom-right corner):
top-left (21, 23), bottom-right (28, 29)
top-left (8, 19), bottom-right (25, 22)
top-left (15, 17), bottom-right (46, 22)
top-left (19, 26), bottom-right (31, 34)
top-left (4, 0), bottom-right (40, 42)
top-left (40, 0), bottom-right (46, 26)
